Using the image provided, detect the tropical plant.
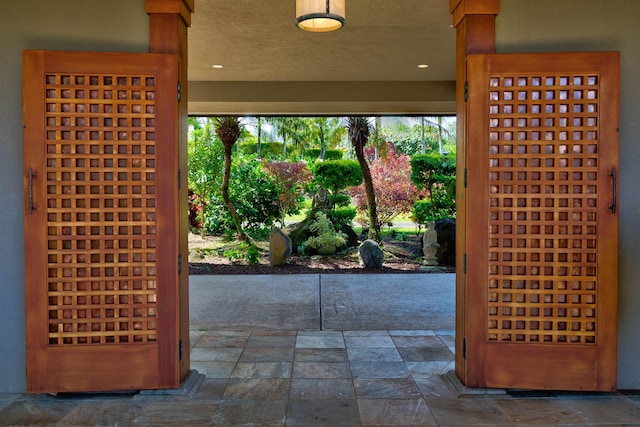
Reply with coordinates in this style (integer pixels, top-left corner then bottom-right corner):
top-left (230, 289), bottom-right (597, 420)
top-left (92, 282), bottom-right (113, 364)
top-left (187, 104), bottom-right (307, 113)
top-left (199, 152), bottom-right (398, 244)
top-left (308, 117), bottom-right (346, 160)
top-left (347, 116), bottom-right (380, 241)
top-left (265, 117), bottom-right (309, 159)
top-left (350, 149), bottom-right (421, 230)
top-left (214, 116), bottom-right (249, 242)
top-left (303, 212), bottom-right (347, 255)
top-left (230, 159), bottom-right (282, 229)
top-left (187, 117), bottom-right (224, 237)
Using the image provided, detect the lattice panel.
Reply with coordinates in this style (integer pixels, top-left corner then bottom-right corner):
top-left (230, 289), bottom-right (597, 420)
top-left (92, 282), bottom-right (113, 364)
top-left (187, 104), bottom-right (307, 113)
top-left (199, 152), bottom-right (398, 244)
top-left (44, 73), bottom-right (158, 345)
top-left (487, 74), bottom-right (599, 344)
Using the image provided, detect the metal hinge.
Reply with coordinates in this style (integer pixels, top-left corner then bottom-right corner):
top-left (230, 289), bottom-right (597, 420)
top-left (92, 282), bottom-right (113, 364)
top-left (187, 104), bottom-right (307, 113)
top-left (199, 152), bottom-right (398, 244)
top-left (178, 253), bottom-right (182, 274)
top-left (462, 337), bottom-right (467, 359)
top-left (178, 338), bottom-right (183, 361)
top-left (178, 168), bottom-right (182, 189)
top-left (464, 81), bottom-right (468, 102)
top-left (177, 81), bottom-right (182, 102)
top-left (464, 168), bottom-right (468, 188)
top-left (463, 253), bottom-right (467, 273)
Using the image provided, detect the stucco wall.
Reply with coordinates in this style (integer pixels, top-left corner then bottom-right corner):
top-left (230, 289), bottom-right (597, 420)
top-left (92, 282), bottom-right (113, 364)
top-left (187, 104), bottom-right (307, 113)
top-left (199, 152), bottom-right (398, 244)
top-left (497, 0), bottom-right (640, 389)
top-left (0, 0), bottom-right (149, 393)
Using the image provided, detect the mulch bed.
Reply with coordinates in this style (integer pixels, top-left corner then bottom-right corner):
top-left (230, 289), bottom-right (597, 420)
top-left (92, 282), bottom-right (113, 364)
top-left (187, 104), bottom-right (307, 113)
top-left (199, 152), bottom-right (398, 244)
top-left (188, 232), bottom-right (455, 275)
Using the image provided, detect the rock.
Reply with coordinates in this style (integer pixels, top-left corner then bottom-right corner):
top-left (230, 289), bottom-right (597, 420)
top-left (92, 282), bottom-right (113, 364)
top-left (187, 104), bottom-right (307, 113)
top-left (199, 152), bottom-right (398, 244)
top-left (358, 239), bottom-right (384, 269)
top-left (422, 222), bottom-right (440, 266)
top-left (435, 218), bottom-right (456, 266)
top-left (269, 227), bottom-right (292, 267)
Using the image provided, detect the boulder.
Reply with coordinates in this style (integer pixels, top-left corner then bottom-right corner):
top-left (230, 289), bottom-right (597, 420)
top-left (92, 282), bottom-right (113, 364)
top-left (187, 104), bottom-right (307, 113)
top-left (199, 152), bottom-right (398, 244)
top-left (358, 239), bottom-right (384, 269)
top-left (269, 227), bottom-right (292, 267)
top-left (435, 218), bottom-right (456, 266)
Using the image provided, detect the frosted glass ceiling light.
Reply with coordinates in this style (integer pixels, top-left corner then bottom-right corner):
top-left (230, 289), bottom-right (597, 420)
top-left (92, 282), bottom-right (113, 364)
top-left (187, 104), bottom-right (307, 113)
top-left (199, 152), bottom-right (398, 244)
top-left (296, 0), bottom-right (345, 32)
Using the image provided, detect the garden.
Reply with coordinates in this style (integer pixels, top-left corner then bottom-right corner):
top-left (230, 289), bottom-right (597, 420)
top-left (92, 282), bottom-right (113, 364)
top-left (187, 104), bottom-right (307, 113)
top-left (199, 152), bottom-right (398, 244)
top-left (187, 116), bottom-right (457, 274)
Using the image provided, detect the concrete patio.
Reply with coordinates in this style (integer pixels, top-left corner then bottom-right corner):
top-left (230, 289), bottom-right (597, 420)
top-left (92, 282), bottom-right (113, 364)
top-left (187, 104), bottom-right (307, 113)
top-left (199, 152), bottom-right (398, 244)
top-left (1, 273), bottom-right (639, 426)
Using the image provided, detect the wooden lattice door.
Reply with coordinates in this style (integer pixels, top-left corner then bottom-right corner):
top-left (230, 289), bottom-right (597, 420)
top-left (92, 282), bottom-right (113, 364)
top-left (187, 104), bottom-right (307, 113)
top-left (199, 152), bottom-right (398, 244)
top-left (23, 50), bottom-right (182, 393)
top-left (463, 52), bottom-right (619, 391)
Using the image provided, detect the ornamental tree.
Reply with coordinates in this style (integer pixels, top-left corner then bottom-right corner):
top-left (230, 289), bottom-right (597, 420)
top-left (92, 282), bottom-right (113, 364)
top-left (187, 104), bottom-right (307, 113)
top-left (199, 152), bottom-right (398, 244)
top-left (263, 160), bottom-right (313, 225)
top-left (350, 149), bottom-right (422, 231)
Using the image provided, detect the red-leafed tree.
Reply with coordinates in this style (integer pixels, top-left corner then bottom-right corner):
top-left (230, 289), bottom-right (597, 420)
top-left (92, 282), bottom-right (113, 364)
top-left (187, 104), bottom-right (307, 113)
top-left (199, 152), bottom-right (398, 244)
top-left (263, 160), bottom-right (313, 226)
top-left (350, 148), bottom-right (422, 231)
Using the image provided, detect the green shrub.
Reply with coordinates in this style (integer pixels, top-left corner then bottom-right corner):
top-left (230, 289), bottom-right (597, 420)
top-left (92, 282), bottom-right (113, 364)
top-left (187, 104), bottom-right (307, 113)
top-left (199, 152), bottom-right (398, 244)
top-left (305, 148), bottom-right (344, 161)
top-left (329, 193), bottom-right (351, 208)
top-left (313, 160), bottom-right (363, 194)
top-left (240, 142), bottom-right (284, 158)
top-left (410, 154), bottom-right (456, 223)
top-left (329, 206), bottom-right (357, 225)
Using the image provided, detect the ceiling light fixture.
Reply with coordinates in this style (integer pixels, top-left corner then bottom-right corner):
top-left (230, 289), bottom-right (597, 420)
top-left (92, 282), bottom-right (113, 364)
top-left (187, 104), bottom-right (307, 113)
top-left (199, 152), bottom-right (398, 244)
top-left (295, 0), bottom-right (345, 33)
top-left (212, 64), bottom-right (224, 69)
top-left (417, 64), bottom-right (429, 69)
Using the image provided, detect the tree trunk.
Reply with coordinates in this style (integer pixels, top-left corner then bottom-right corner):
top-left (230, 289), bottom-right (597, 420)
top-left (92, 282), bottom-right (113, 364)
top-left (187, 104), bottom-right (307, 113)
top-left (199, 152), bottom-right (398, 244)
top-left (354, 142), bottom-right (380, 241)
top-left (222, 143), bottom-right (248, 242)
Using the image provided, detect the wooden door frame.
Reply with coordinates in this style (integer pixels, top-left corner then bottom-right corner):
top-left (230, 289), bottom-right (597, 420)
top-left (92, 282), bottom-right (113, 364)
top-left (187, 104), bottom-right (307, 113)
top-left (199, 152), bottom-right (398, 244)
top-left (449, 0), bottom-right (500, 386)
top-left (145, 0), bottom-right (193, 383)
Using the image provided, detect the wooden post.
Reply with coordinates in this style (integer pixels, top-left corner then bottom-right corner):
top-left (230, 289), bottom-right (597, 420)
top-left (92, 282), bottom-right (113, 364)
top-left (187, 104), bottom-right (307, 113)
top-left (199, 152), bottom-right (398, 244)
top-left (449, 0), bottom-right (499, 386)
top-left (146, 0), bottom-right (193, 383)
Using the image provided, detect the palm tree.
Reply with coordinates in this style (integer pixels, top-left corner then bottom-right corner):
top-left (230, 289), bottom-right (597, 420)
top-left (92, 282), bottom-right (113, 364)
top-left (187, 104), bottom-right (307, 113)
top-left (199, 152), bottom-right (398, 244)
top-left (310, 117), bottom-right (346, 160)
top-left (213, 116), bottom-right (248, 242)
top-left (347, 116), bottom-right (380, 241)
top-left (415, 116), bottom-right (452, 154)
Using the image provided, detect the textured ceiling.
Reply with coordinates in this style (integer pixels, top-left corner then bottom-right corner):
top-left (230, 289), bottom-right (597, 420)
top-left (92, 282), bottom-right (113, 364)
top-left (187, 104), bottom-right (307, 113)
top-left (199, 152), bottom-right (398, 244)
top-left (187, 0), bottom-right (457, 114)
top-left (189, 0), bottom-right (455, 82)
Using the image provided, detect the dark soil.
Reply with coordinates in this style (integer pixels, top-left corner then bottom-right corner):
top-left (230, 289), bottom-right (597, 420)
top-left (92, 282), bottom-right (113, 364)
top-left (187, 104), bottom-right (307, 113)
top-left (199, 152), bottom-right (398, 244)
top-left (188, 233), bottom-right (455, 275)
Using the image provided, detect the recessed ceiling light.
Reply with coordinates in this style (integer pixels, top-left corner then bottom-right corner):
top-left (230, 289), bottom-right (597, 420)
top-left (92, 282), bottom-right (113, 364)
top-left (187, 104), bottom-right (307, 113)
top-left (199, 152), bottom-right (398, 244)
top-left (212, 64), bottom-right (224, 69)
top-left (417, 64), bottom-right (429, 69)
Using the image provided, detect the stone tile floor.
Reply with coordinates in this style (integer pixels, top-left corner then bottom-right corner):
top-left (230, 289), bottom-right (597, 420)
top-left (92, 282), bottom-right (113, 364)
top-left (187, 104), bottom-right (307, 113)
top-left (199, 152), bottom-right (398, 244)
top-left (1, 329), bottom-right (639, 426)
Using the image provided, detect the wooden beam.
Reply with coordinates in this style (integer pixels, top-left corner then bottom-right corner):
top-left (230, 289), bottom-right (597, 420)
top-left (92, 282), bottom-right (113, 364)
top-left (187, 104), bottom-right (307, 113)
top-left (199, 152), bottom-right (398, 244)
top-left (146, 0), bottom-right (194, 26)
top-left (146, 0), bottom-right (193, 384)
top-left (451, 0), bottom-right (499, 387)
top-left (450, 0), bottom-right (500, 28)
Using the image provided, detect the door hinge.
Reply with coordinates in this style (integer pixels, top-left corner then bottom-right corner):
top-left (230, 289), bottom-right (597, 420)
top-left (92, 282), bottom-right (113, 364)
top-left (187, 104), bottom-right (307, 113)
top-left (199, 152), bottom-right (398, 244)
top-left (177, 81), bottom-right (182, 102)
top-left (178, 338), bottom-right (183, 361)
top-left (464, 81), bottom-right (468, 102)
top-left (463, 253), bottom-right (467, 273)
top-left (178, 253), bottom-right (182, 274)
top-left (464, 168), bottom-right (468, 188)
top-left (462, 337), bottom-right (467, 359)
top-left (178, 168), bottom-right (182, 189)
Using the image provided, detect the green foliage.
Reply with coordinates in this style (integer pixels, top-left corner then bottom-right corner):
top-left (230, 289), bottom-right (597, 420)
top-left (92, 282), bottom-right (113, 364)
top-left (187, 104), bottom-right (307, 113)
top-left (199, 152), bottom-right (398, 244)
top-left (202, 155), bottom-right (283, 234)
top-left (329, 206), bottom-right (357, 225)
top-left (187, 117), bottom-right (225, 235)
top-left (329, 193), bottom-right (351, 208)
top-left (240, 142), bottom-right (283, 158)
top-left (230, 159), bottom-right (282, 228)
top-left (312, 160), bottom-right (363, 194)
top-left (410, 153), bottom-right (456, 223)
top-left (305, 148), bottom-right (344, 161)
top-left (303, 212), bottom-right (347, 252)
top-left (223, 242), bottom-right (261, 265)
top-left (410, 154), bottom-right (456, 189)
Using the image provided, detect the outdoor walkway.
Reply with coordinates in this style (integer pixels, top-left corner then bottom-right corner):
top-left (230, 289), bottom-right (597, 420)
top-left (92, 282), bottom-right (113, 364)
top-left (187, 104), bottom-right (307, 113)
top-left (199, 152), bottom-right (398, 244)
top-left (1, 274), bottom-right (639, 425)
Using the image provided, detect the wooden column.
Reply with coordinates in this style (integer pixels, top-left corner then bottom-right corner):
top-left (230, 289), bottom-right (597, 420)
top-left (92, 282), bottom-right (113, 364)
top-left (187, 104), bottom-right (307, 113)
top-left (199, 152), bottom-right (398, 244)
top-left (146, 0), bottom-right (194, 382)
top-left (449, 0), bottom-right (499, 385)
